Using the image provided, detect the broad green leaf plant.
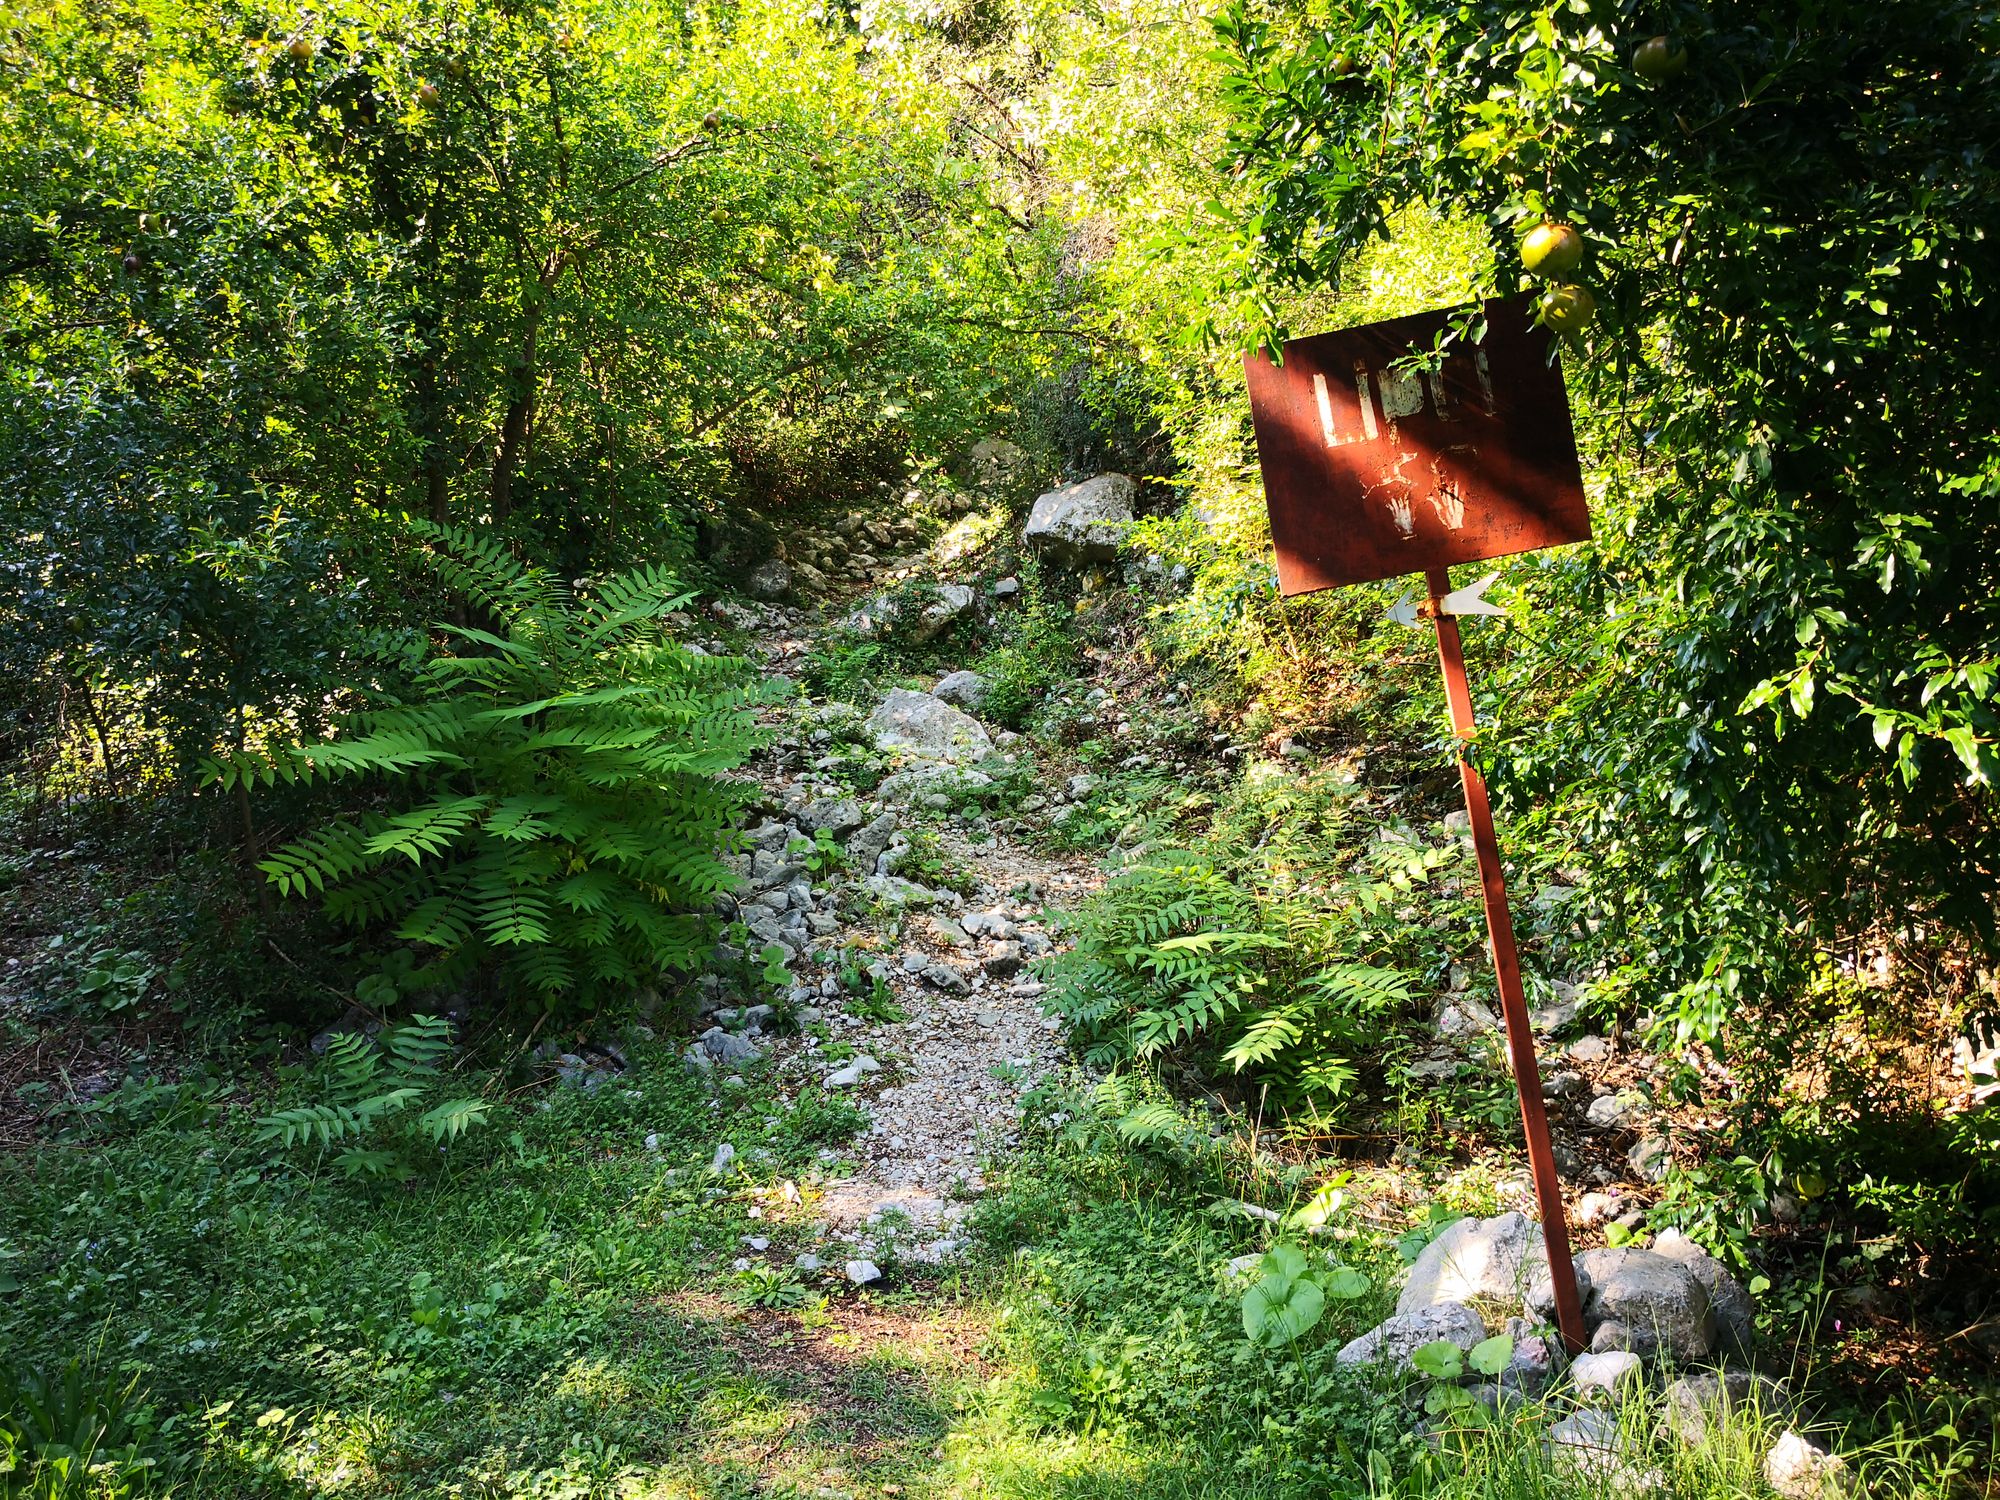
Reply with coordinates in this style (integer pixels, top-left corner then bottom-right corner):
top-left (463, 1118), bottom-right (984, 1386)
top-left (210, 523), bottom-right (767, 1011)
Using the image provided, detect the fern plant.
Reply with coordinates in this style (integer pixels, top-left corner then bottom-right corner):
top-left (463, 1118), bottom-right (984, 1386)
top-left (1042, 853), bottom-right (1412, 1107)
top-left (209, 523), bottom-right (768, 1010)
top-left (254, 1015), bottom-right (488, 1178)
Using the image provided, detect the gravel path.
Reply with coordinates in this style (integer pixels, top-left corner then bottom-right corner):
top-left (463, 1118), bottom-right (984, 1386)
top-left (711, 602), bottom-right (1102, 1269)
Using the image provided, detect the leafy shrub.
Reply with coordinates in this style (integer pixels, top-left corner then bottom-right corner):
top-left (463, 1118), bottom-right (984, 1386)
top-left (254, 1015), bottom-right (489, 1178)
top-left (974, 569), bottom-right (1083, 729)
top-left (799, 635), bottom-right (892, 701)
top-left (0, 1359), bottom-right (161, 1498)
top-left (1041, 853), bottom-right (1411, 1105)
top-left (211, 524), bottom-right (768, 1011)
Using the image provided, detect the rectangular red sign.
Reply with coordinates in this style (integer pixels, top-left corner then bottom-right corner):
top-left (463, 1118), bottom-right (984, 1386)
top-left (1244, 297), bottom-right (1591, 596)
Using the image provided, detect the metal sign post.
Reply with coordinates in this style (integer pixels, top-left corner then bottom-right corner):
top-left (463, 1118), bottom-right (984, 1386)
top-left (1423, 566), bottom-right (1588, 1354)
top-left (1243, 297), bottom-right (1592, 1354)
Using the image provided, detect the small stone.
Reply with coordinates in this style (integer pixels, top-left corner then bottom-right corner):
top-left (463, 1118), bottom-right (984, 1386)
top-left (1435, 997), bottom-right (1500, 1038)
top-left (1764, 1431), bottom-right (1852, 1498)
top-left (710, 1143), bottom-right (737, 1173)
top-left (800, 796), bottom-right (864, 837)
top-left (1665, 1370), bottom-right (1789, 1445)
top-left (1499, 1321), bottom-right (1559, 1397)
top-left (1549, 1410), bottom-right (1662, 1496)
top-left (1575, 1191), bottom-right (1624, 1227)
top-left (824, 1055), bottom-right (882, 1089)
top-left (1571, 1350), bottom-right (1645, 1402)
top-left (743, 1236), bottom-right (770, 1251)
top-left (961, 909), bottom-right (1019, 939)
top-left (1628, 1134), bottom-right (1672, 1183)
top-left (1569, 1035), bottom-right (1611, 1064)
top-left (1587, 1090), bottom-right (1650, 1130)
top-left (795, 1253), bottom-right (823, 1273)
top-left (912, 584), bottom-right (976, 643)
top-left (1548, 1407), bottom-right (1620, 1453)
top-left (845, 1259), bottom-right (883, 1286)
top-left (921, 962), bottom-right (972, 995)
top-left (700, 1027), bottom-right (763, 1066)
top-left (983, 943), bottom-right (1024, 978)
top-left (1544, 1069), bottom-right (1587, 1099)
top-left (644, 1132), bottom-right (661, 1151)
top-left (1531, 998), bottom-right (1583, 1033)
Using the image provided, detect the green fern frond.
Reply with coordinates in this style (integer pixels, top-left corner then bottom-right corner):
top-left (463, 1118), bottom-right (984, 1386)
top-left (476, 889), bottom-right (552, 946)
top-left (332, 1148), bottom-right (402, 1179)
top-left (384, 1016), bottom-right (455, 1073)
top-left (1115, 1101), bottom-right (1187, 1144)
top-left (363, 795), bottom-right (490, 862)
top-left (417, 1097), bottom-right (489, 1142)
top-left (254, 1104), bottom-right (361, 1148)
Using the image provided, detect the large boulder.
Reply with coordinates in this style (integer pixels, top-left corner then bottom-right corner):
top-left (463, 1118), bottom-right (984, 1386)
top-left (842, 594), bottom-right (903, 637)
top-left (1528, 1247), bottom-right (1718, 1362)
top-left (912, 583), bottom-right (976, 642)
top-left (1397, 1213), bottom-right (1548, 1316)
top-left (876, 764), bottom-right (993, 806)
top-left (848, 813), bottom-right (899, 873)
top-left (745, 558), bottom-right (792, 600)
top-left (1334, 1300), bottom-right (1487, 1370)
top-left (1652, 1229), bottom-right (1757, 1356)
top-left (932, 669), bottom-right (992, 711)
top-left (799, 797), bottom-right (864, 839)
top-left (965, 436), bottom-right (1038, 497)
top-left (1581, 1248), bottom-right (1715, 1361)
top-left (866, 689), bottom-right (993, 762)
top-left (1023, 474), bottom-right (1137, 564)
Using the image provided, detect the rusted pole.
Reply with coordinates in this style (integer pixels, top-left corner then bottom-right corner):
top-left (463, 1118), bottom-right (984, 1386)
top-left (1425, 566), bottom-right (1588, 1355)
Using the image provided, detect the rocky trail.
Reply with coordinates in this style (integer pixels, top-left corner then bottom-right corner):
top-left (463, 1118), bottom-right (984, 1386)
top-left (667, 513), bottom-right (1113, 1281)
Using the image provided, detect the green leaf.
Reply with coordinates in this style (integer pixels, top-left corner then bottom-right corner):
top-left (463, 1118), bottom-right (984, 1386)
top-left (1256, 1243), bottom-right (1309, 1286)
top-left (1322, 1266), bottom-right (1370, 1299)
top-left (1242, 1268), bottom-right (1326, 1348)
top-left (1468, 1334), bottom-right (1514, 1376)
top-left (1410, 1340), bottom-right (1464, 1379)
top-left (418, 1097), bottom-right (491, 1143)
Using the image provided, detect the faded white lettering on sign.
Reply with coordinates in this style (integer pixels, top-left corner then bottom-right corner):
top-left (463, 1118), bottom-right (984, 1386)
top-left (1379, 367), bottom-right (1426, 422)
top-left (1315, 346), bottom-right (1500, 455)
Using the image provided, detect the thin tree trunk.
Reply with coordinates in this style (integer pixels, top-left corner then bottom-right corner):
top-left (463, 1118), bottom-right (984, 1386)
top-left (489, 314), bottom-right (540, 526)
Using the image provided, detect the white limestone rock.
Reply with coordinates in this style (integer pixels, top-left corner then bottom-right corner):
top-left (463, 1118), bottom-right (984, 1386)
top-left (1397, 1213), bottom-right (1548, 1316)
top-left (1023, 473), bottom-right (1137, 564)
top-left (866, 688), bottom-right (993, 762)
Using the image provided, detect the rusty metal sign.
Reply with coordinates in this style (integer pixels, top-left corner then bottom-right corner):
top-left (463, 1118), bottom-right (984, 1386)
top-left (1243, 297), bottom-right (1597, 1355)
top-left (1244, 297), bottom-right (1590, 596)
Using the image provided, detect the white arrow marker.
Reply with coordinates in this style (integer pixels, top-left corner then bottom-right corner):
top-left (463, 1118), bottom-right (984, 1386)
top-left (1440, 572), bottom-right (1507, 618)
top-left (1385, 592), bottom-right (1420, 627)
